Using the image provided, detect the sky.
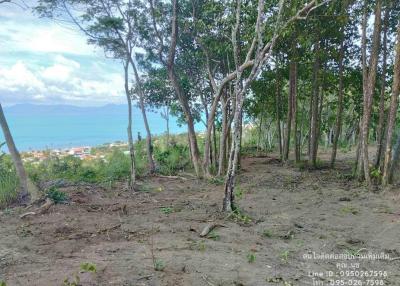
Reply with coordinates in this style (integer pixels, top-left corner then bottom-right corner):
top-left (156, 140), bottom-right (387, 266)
top-left (0, 0), bottom-right (126, 107)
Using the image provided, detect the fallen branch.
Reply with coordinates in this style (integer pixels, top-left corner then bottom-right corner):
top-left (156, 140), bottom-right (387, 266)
top-left (199, 222), bottom-right (224, 237)
top-left (20, 198), bottom-right (54, 219)
top-left (156, 174), bottom-right (187, 180)
top-left (97, 223), bottom-right (121, 234)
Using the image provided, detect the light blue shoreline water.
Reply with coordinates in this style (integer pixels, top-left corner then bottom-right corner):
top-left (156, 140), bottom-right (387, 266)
top-left (0, 104), bottom-right (204, 151)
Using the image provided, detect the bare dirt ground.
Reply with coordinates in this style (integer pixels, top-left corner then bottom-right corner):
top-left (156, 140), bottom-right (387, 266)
top-left (1, 151), bottom-right (400, 286)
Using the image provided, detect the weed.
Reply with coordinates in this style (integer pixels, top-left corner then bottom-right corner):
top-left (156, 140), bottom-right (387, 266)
top-left (160, 207), bottom-right (173, 214)
top-left (80, 262), bottom-right (97, 273)
top-left (46, 187), bottom-right (68, 204)
top-left (247, 252), bottom-right (256, 263)
top-left (209, 177), bottom-right (224, 185)
top-left (340, 205), bottom-right (359, 215)
top-left (63, 275), bottom-right (80, 286)
top-left (154, 259), bottom-right (165, 271)
top-left (234, 187), bottom-right (245, 200)
top-left (0, 281), bottom-right (6, 286)
top-left (207, 230), bottom-right (220, 241)
top-left (262, 229), bottom-right (273, 238)
top-left (280, 250), bottom-right (290, 263)
top-left (229, 208), bottom-right (252, 224)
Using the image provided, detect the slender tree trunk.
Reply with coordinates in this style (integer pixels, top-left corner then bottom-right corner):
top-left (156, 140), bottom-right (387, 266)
top-left (223, 90), bottom-right (243, 212)
top-left (330, 38), bottom-right (345, 168)
top-left (123, 62), bottom-right (136, 190)
top-left (309, 39), bottom-right (321, 168)
top-left (292, 60), bottom-right (299, 163)
top-left (382, 25), bottom-right (400, 185)
top-left (374, 6), bottom-right (389, 169)
top-left (218, 91), bottom-right (229, 176)
top-left (283, 61), bottom-right (294, 162)
top-left (358, 0), bottom-right (381, 185)
top-left (389, 134), bottom-right (400, 182)
top-left (213, 121), bottom-right (218, 169)
top-left (275, 67), bottom-right (283, 160)
top-left (0, 103), bottom-right (29, 203)
top-left (130, 60), bottom-right (155, 174)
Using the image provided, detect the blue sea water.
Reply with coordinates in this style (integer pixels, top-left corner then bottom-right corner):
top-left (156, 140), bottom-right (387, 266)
top-left (0, 104), bottom-right (204, 151)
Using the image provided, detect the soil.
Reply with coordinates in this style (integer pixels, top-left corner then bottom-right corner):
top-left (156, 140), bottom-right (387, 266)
top-left (1, 151), bottom-right (400, 286)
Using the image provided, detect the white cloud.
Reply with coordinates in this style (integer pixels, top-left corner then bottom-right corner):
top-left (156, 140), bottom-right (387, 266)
top-left (41, 56), bottom-right (80, 82)
top-left (0, 57), bottom-right (125, 106)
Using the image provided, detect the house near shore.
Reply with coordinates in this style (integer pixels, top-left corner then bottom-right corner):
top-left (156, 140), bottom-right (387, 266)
top-left (68, 147), bottom-right (91, 158)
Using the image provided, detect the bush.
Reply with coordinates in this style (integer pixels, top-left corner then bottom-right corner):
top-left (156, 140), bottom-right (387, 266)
top-left (0, 154), bottom-right (19, 207)
top-left (154, 144), bottom-right (190, 175)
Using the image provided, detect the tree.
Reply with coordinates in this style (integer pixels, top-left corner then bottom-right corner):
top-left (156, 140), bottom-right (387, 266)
top-left (0, 103), bottom-right (29, 202)
top-left (382, 23), bottom-right (400, 185)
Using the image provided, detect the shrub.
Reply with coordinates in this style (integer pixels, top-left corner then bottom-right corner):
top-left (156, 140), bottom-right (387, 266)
top-left (0, 154), bottom-right (19, 207)
top-left (46, 187), bottom-right (68, 204)
top-left (154, 144), bottom-right (190, 175)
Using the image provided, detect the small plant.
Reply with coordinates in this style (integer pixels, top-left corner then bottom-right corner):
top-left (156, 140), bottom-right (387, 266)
top-left (262, 229), bottom-right (273, 238)
top-left (0, 281), bottom-right (7, 286)
top-left (160, 207), bottom-right (173, 214)
top-left (280, 250), bottom-right (290, 263)
top-left (209, 177), bottom-right (224, 185)
top-left (229, 208), bottom-right (252, 224)
top-left (247, 252), bottom-right (256, 263)
top-left (234, 187), bottom-right (245, 200)
top-left (207, 230), bottom-right (220, 241)
top-left (80, 262), bottom-right (97, 273)
top-left (63, 275), bottom-right (80, 286)
top-left (46, 187), bottom-right (68, 204)
top-left (340, 205), bottom-right (359, 215)
top-left (370, 167), bottom-right (381, 180)
top-left (154, 259), bottom-right (165, 271)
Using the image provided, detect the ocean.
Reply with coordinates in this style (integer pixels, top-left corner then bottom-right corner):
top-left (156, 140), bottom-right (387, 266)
top-left (0, 104), bottom-right (203, 151)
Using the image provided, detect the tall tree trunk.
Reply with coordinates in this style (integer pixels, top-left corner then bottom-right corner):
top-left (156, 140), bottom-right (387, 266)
top-left (218, 90), bottom-right (229, 176)
top-left (275, 66), bottom-right (283, 161)
top-left (382, 24), bottom-right (400, 185)
top-left (330, 36), bottom-right (345, 168)
top-left (292, 60), bottom-right (299, 163)
top-left (0, 103), bottom-right (29, 203)
top-left (309, 38), bottom-right (321, 168)
top-left (374, 5), bottom-right (389, 169)
top-left (389, 134), bottom-right (400, 182)
top-left (123, 62), bottom-right (136, 190)
top-left (283, 61), bottom-right (295, 162)
top-left (130, 60), bottom-right (156, 174)
top-left (358, 0), bottom-right (381, 185)
top-left (223, 89), bottom-right (243, 212)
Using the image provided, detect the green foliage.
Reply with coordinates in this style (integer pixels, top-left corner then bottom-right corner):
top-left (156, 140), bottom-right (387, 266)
top-left (228, 208), bottom-right (252, 224)
top-left (280, 250), bottom-right (290, 263)
top-left (262, 229), bottom-right (273, 238)
top-left (153, 259), bottom-right (165, 271)
top-left (207, 230), bottom-right (220, 241)
top-left (247, 252), bottom-right (256, 263)
top-left (63, 275), bottom-right (80, 286)
top-left (0, 281), bottom-right (7, 286)
top-left (80, 262), bottom-right (97, 273)
top-left (0, 153), bottom-right (19, 207)
top-left (154, 144), bottom-right (190, 175)
top-left (340, 205), bottom-right (359, 215)
top-left (46, 187), bottom-right (68, 204)
top-left (160, 206), bottom-right (173, 214)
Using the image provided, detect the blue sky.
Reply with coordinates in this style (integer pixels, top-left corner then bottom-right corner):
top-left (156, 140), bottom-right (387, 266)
top-left (0, 0), bottom-right (126, 106)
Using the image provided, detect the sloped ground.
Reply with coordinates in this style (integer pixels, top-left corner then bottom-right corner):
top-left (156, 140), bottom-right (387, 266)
top-left (1, 152), bottom-right (400, 286)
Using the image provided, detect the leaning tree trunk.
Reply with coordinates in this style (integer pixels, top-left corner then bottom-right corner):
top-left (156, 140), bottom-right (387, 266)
top-left (123, 62), bottom-right (136, 189)
top-left (330, 37), bottom-right (345, 168)
top-left (0, 103), bottom-right (29, 203)
top-left (374, 5), bottom-right (389, 169)
top-left (382, 24), bottom-right (400, 185)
